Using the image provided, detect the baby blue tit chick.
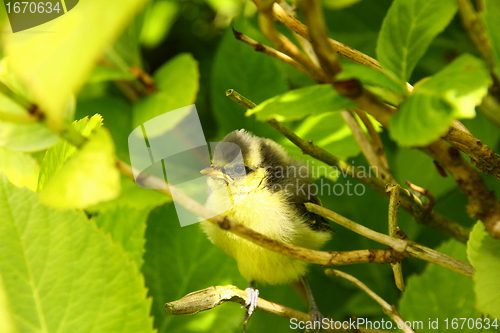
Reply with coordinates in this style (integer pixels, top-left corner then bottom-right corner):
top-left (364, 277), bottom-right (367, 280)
top-left (200, 129), bottom-right (333, 285)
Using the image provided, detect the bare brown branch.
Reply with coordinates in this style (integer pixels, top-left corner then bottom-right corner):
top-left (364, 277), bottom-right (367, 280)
top-left (325, 270), bottom-right (416, 333)
top-left (301, 0), bottom-right (342, 79)
top-left (231, 28), bottom-right (311, 79)
top-left (253, 0), bottom-right (328, 82)
top-left (386, 184), bottom-right (405, 292)
top-left (166, 285), bottom-right (394, 332)
top-left (271, 2), bottom-right (382, 71)
top-left (444, 120), bottom-right (500, 179)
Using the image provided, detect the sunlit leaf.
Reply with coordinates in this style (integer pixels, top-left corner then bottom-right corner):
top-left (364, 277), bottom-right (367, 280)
top-left (338, 61), bottom-right (407, 103)
top-left (0, 147), bottom-right (39, 191)
top-left (0, 274), bottom-right (16, 333)
top-left (0, 121), bottom-right (59, 152)
top-left (0, 176), bottom-right (154, 333)
top-left (483, 0), bottom-right (500, 79)
top-left (39, 127), bottom-right (120, 209)
top-left (3, 0), bottom-right (149, 130)
top-left (88, 65), bottom-right (136, 83)
top-left (467, 222), bottom-right (500, 319)
top-left (376, 0), bottom-right (457, 86)
top-left (132, 53), bottom-right (199, 132)
top-left (38, 115), bottom-right (103, 190)
top-left (323, 0), bottom-right (363, 10)
top-left (390, 54), bottom-right (491, 146)
top-left (88, 175), bottom-right (171, 212)
top-left (94, 204), bottom-right (151, 268)
top-left (247, 85), bottom-right (356, 122)
top-left (140, 0), bottom-right (179, 48)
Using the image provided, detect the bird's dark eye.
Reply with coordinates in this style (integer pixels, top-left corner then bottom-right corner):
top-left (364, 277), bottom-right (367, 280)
top-left (233, 165), bottom-right (245, 174)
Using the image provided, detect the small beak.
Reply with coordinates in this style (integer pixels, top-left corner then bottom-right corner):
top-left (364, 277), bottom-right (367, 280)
top-left (200, 167), bottom-right (233, 183)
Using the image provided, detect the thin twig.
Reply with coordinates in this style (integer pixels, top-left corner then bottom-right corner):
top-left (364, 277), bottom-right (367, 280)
top-left (353, 109), bottom-right (390, 171)
top-left (301, 0), bottom-right (342, 79)
top-left (325, 270), bottom-right (416, 333)
top-left (165, 285), bottom-right (309, 319)
top-left (341, 109), bottom-right (395, 183)
top-left (421, 141), bottom-right (500, 238)
top-left (386, 184), bottom-right (405, 292)
top-left (231, 28), bottom-right (311, 78)
top-left (166, 285), bottom-right (394, 333)
top-left (115, 81), bottom-right (140, 102)
top-left (271, 2), bottom-right (382, 72)
top-left (406, 181), bottom-right (435, 213)
top-left (444, 120), bottom-right (500, 180)
top-left (277, 0), bottom-right (324, 74)
top-left (130, 66), bottom-right (157, 94)
top-left (479, 94), bottom-right (500, 128)
top-left (455, 0), bottom-right (497, 81)
top-left (254, 0), bottom-right (327, 83)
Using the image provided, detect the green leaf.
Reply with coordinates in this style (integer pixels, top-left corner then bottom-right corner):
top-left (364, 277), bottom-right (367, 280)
top-left (0, 274), bottom-right (16, 333)
top-left (324, 1), bottom-right (391, 62)
top-left (3, 0), bottom-right (149, 130)
top-left (0, 90), bottom-right (28, 116)
top-left (394, 148), bottom-right (456, 199)
top-left (399, 239), bottom-right (481, 332)
top-left (0, 176), bottom-right (154, 333)
top-left (0, 58), bottom-right (31, 101)
top-left (0, 89), bottom-right (58, 152)
top-left (140, 0), bottom-right (179, 49)
top-left (107, 9), bottom-right (146, 70)
top-left (467, 222), bottom-right (500, 319)
top-left (483, 0), bottom-right (500, 79)
top-left (38, 115), bottom-right (104, 190)
top-left (280, 112), bottom-right (363, 167)
top-left (132, 53), bottom-right (199, 131)
top-left (390, 54), bottom-right (491, 146)
top-left (88, 64), bottom-right (136, 83)
top-left (247, 85), bottom-right (356, 122)
top-left (88, 175), bottom-right (171, 212)
top-left (338, 61), bottom-right (407, 103)
top-left (323, 0), bottom-right (363, 10)
top-left (376, 0), bottom-right (457, 86)
top-left (0, 147), bottom-right (39, 191)
top-left (94, 205), bottom-right (151, 268)
top-left (75, 96), bottom-right (133, 162)
top-left (39, 127), bottom-right (121, 209)
top-left (0, 121), bottom-right (59, 152)
top-left (142, 203), bottom-right (246, 333)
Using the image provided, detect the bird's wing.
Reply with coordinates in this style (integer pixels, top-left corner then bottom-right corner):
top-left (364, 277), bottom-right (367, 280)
top-left (304, 195), bottom-right (334, 233)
